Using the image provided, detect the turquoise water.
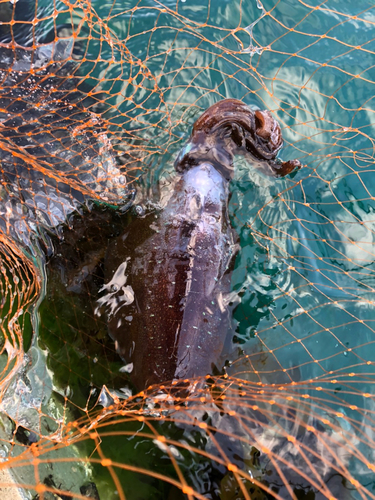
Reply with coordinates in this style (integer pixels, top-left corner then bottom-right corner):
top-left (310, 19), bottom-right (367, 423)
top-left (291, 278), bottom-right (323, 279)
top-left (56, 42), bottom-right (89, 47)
top-left (78, 0), bottom-right (375, 379)
top-left (2, 0), bottom-right (375, 498)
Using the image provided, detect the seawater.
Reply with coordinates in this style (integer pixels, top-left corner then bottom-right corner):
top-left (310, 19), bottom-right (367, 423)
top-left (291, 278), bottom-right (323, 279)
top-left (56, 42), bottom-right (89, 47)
top-left (5, 0), bottom-right (375, 498)
top-left (70, 0), bottom-right (375, 380)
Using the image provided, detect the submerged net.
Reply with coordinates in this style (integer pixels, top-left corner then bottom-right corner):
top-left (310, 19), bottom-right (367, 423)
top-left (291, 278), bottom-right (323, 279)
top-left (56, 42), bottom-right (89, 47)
top-left (0, 0), bottom-right (374, 498)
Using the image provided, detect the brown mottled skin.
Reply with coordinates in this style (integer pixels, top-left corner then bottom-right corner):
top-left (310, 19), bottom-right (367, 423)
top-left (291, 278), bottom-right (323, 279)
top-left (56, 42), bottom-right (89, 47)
top-left (175, 99), bottom-right (301, 179)
top-left (102, 99), bottom-right (301, 390)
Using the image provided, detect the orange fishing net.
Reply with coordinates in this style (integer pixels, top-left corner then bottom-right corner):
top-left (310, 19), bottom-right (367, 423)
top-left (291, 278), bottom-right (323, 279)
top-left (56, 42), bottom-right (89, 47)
top-left (0, 0), bottom-right (374, 499)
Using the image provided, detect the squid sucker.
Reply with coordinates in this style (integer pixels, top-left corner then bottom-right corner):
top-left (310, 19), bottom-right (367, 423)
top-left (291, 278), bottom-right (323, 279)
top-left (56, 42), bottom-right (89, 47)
top-left (102, 99), bottom-right (301, 390)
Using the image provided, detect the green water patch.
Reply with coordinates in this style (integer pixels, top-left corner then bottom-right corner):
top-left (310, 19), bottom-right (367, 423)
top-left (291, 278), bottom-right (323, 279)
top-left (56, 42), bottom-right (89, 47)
top-left (38, 205), bottom-right (136, 409)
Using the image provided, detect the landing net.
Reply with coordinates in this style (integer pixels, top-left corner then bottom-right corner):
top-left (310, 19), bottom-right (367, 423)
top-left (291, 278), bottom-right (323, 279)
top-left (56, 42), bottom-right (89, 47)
top-left (0, 0), bottom-right (374, 499)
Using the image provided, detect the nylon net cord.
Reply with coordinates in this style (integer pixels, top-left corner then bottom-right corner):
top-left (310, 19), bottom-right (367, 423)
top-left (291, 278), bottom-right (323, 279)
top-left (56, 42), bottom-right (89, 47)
top-left (0, 0), bottom-right (373, 499)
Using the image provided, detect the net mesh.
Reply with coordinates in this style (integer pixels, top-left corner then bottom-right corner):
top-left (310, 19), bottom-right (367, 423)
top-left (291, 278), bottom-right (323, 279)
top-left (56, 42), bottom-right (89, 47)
top-left (0, 0), bottom-right (374, 498)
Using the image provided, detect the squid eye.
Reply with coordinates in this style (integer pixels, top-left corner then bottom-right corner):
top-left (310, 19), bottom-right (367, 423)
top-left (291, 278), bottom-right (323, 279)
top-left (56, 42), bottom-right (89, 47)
top-left (135, 205), bottom-right (145, 216)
